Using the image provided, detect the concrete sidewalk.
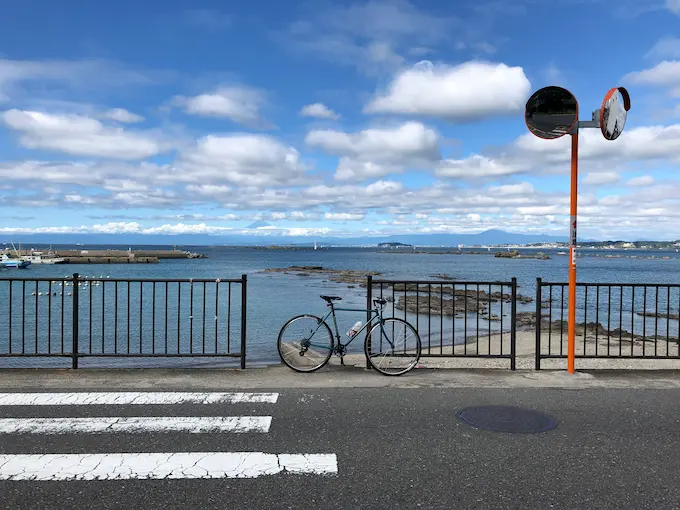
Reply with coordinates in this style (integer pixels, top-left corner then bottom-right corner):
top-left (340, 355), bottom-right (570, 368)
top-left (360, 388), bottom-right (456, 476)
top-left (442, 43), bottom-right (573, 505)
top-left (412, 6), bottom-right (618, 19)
top-left (1, 365), bottom-right (680, 390)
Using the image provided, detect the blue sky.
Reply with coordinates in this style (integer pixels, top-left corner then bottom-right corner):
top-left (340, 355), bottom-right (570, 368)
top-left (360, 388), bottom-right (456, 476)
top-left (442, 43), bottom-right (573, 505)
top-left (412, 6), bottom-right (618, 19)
top-left (1, 0), bottom-right (680, 240)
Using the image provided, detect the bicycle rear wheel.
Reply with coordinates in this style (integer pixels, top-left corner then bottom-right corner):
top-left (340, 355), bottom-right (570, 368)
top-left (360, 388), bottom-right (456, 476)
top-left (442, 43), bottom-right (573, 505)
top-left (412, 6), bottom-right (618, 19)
top-left (277, 314), bottom-right (334, 372)
top-left (365, 317), bottom-right (421, 376)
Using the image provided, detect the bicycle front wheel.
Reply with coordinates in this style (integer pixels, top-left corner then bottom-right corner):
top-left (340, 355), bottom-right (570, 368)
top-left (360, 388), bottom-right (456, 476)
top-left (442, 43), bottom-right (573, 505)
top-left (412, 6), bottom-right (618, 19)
top-left (365, 318), bottom-right (421, 376)
top-left (277, 314), bottom-right (334, 373)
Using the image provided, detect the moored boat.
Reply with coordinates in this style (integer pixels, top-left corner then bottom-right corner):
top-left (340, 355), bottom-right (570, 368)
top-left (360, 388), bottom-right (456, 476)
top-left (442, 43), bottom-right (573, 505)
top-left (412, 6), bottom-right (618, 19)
top-left (21, 248), bottom-right (65, 264)
top-left (1, 254), bottom-right (30, 269)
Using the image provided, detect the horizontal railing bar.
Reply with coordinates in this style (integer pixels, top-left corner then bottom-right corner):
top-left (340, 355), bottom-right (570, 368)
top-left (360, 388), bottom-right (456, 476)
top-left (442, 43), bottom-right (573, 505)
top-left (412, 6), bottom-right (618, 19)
top-left (540, 282), bottom-right (680, 288)
top-left (0, 354), bottom-right (73, 358)
top-left (0, 277), bottom-right (72, 282)
top-left (539, 354), bottom-right (680, 360)
top-left (0, 277), bottom-right (243, 283)
top-left (372, 280), bottom-right (514, 286)
top-left (71, 353), bottom-right (243, 358)
top-left (418, 354), bottom-right (513, 359)
top-left (0, 353), bottom-right (243, 359)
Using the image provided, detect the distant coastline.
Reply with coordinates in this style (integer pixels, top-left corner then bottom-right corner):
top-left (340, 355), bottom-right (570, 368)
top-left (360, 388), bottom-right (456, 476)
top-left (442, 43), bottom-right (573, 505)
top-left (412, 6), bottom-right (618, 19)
top-left (4, 227), bottom-right (680, 249)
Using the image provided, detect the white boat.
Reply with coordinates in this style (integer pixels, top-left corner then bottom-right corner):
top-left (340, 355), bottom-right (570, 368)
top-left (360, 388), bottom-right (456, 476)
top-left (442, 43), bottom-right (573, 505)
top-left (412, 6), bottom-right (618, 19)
top-left (21, 248), bottom-right (65, 265)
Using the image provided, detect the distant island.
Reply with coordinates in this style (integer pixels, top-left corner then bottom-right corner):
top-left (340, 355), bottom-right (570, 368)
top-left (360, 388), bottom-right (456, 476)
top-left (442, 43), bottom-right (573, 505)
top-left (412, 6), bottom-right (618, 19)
top-left (377, 242), bottom-right (413, 248)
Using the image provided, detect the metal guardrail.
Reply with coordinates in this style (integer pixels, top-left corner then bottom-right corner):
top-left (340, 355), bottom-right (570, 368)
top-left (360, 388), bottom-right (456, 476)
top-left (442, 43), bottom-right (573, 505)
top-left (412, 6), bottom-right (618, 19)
top-left (0, 274), bottom-right (247, 369)
top-left (4, 272), bottom-right (679, 371)
top-left (366, 276), bottom-right (517, 369)
top-left (536, 278), bottom-right (680, 369)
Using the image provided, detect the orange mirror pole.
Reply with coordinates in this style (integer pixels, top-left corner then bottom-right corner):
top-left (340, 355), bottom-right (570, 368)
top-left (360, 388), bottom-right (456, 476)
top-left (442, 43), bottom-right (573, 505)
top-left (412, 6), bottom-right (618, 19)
top-left (568, 128), bottom-right (579, 374)
top-left (525, 86), bottom-right (630, 375)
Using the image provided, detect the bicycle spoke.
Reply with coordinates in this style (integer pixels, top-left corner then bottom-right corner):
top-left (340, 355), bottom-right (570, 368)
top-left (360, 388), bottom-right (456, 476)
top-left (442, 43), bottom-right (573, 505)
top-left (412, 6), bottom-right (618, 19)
top-left (365, 318), bottom-right (420, 376)
top-left (278, 315), bottom-right (333, 372)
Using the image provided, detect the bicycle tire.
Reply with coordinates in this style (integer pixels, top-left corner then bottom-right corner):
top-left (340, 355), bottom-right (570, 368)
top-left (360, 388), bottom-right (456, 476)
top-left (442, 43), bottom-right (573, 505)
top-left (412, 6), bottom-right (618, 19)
top-left (277, 314), bottom-right (334, 373)
top-left (364, 317), bottom-right (421, 376)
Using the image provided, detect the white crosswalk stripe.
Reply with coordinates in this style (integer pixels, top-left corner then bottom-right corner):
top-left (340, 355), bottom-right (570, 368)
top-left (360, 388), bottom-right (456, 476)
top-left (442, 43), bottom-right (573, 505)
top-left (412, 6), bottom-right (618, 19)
top-left (0, 453), bottom-right (339, 480)
top-left (0, 391), bottom-right (339, 480)
top-left (0, 391), bottom-right (279, 406)
top-left (0, 416), bottom-right (273, 434)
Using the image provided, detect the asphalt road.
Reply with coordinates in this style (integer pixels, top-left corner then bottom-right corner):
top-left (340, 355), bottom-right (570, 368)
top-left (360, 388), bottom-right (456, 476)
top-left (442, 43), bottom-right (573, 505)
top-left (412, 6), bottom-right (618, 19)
top-left (0, 387), bottom-right (679, 509)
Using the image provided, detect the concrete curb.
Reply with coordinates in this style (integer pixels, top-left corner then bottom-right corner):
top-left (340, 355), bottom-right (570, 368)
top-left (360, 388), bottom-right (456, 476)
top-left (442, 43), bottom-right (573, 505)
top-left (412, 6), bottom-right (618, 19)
top-left (0, 366), bottom-right (679, 390)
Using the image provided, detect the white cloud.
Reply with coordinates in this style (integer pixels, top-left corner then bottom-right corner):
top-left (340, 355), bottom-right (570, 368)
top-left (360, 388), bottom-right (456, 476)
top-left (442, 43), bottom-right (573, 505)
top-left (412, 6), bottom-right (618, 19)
top-left (103, 108), bottom-right (145, 123)
top-left (178, 134), bottom-right (310, 186)
top-left (280, 227), bottom-right (331, 237)
top-left (175, 85), bottom-right (270, 127)
top-left (488, 183), bottom-right (535, 196)
top-left (645, 37), bottom-right (680, 60)
top-left (284, 0), bottom-right (456, 75)
top-left (300, 103), bottom-right (341, 120)
top-left (445, 124), bottom-right (680, 182)
top-left (6, 171), bottom-right (680, 239)
top-left (324, 212), bottom-right (365, 221)
top-left (624, 61), bottom-right (680, 96)
top-left (668, 0), bottom-right (680, 14)
top-left (186, 184), bottom-right (232, 197)
top-left (1, 110), bottom-right (167, 160)
top-left (364, 60), bottom-right (532, 121)
top-left (141, 223), bottom-right (233, 235)
top-left (582, 172), bottom-right (620, 185)
top-left (437, 155), bottom-right (523, 179)
top-left (306, 121), bottom-right (440, 180)
top-left (627, 175), bottom-right (655, 186)
top-left (0, 58), bottom-right (171, 102)
top-left (0, 222), bottom-right (232, 235)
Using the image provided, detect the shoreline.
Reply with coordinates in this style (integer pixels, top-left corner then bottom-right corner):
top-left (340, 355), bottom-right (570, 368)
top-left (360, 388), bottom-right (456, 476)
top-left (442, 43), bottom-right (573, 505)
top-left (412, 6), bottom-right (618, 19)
top-left (339, 328), bottom-right (680, 371)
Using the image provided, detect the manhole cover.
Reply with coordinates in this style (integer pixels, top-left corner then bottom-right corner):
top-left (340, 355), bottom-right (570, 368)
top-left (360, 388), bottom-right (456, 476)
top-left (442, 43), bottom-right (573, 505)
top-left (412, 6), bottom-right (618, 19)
top-left (456, 405), bottom-right (557, 433)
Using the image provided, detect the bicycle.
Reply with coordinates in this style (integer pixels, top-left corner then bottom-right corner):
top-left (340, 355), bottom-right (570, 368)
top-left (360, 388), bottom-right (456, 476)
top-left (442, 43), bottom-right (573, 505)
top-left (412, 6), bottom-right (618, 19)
top-left (277, 295), bottom-right (421, 376)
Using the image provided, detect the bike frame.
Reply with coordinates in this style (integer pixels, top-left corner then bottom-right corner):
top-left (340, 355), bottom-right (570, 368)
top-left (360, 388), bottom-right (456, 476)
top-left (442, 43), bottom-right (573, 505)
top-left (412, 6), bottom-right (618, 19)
top-left (306, 302), bottom-right (388, 353)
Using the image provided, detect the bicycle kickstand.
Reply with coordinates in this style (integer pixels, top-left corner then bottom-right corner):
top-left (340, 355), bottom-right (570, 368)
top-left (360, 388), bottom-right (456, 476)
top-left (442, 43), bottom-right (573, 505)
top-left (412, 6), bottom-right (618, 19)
top-left (340, 354), bottom-right (345, 366)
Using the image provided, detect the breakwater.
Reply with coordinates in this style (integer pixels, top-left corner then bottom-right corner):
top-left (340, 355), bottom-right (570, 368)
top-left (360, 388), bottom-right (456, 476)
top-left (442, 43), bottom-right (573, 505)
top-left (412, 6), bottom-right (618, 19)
top-left (7, 248), bottom-right (206, 264)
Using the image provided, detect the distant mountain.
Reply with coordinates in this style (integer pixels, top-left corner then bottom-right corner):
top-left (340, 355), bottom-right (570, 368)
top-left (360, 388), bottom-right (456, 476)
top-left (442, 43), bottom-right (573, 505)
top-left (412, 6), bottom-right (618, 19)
top-left (0, 229), bottom-right (576, 247)
top-left (245, 220), bottom-right (272, 229)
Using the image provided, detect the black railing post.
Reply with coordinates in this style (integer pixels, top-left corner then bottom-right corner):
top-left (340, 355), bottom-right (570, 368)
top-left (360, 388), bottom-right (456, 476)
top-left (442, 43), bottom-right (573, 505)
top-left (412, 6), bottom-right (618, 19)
top-left (72, 273), bottom-right (79, 369)
top-left (240, 274), bottom-right (247, 369)
top-left (535, 278), bottom-right (542, 370)
top-left (510, 278), bottom-right (517, 370)
top-left (365, 275), bottom-right (372, 370)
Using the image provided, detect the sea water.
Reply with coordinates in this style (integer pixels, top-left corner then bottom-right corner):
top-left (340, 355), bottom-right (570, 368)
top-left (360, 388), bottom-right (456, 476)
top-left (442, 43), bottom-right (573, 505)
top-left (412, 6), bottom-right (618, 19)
top-left (2, 246), bottom-right (680, 367)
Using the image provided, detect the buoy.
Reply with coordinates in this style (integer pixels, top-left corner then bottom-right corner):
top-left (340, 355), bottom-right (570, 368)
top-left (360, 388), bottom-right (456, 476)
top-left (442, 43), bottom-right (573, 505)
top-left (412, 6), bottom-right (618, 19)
top-left (38, 292), bottom-right (43, 296)
top-left (67, 292), bottom-right (72, 296)
top-left (31, 292), bottom-right (36, 296)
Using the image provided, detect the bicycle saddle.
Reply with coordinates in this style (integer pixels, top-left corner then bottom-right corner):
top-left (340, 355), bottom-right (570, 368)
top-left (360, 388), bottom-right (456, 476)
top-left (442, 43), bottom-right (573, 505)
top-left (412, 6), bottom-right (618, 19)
top-left (320, 295), bottom-right (342, 302)
top-left (373, 298), bottom-right (387, 305)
